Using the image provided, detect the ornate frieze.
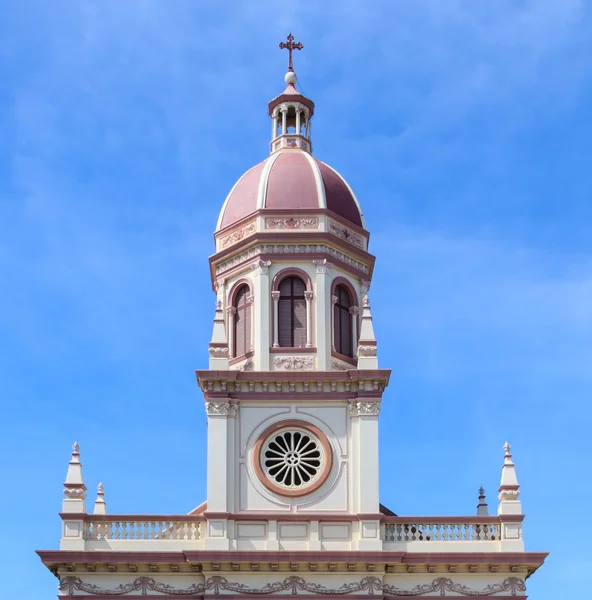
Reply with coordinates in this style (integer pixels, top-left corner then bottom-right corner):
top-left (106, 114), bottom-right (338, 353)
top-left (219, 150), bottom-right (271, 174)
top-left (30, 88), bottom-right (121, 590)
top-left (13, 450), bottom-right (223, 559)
top-left (215, 244), bottom-right (369, 276)
top-left (349, 400), bottom-right (381, 416)
top-left (273, 356), bottom-right (314, 370)
top-left (329, 221), bottom-right (365, 248)
top-left (220, 222), bottom-right (256, 249)
top-left (205, 401), bottom-right (237, 417)
top-left (265, 217), bottom-right (319, 229)
top-left (59, 575), bottom-right (526, 596)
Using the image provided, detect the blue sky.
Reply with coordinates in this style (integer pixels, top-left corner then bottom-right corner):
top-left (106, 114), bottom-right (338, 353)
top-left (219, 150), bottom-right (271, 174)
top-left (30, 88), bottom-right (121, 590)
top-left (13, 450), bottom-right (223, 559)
top-left (1, 0), bottom-right (591, 597)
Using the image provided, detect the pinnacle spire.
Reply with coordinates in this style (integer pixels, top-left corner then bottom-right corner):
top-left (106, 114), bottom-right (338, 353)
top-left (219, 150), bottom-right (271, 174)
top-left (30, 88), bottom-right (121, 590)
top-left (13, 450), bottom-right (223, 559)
top-left (93, 482), bottom-right (107, 515)
top-left (208, 298), bottom-right (229, 369)
top-left (62, 441), bottom-right (87, 513)
top-left (357, 294), bottom-right (378, 368)
top-left (476, 486), bottom-right (489, 516)
top-left (498, 441), bottom-right (522, 515)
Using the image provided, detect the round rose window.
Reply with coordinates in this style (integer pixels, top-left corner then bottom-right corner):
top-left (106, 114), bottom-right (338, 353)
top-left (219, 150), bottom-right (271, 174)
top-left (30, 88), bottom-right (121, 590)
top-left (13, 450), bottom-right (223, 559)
top-left (253, 420), bottom-right (333, 497)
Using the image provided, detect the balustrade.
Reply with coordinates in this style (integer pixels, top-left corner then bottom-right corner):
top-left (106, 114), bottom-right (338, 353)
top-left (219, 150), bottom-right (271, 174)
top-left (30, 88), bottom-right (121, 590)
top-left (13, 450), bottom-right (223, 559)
top-left (383, 519), bottom-right (502, 542)
top-left (84, 517), bottom-right (201, 541)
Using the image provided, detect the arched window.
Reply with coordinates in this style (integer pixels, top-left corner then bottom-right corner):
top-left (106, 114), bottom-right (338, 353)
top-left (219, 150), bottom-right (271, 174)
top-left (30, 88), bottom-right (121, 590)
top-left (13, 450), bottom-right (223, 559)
top-left (333, 285), bottom-right (353, 357)
top-left (278, 277), bottom-right (306, 347)
top-left (233, 285), bottom-right (252, 357)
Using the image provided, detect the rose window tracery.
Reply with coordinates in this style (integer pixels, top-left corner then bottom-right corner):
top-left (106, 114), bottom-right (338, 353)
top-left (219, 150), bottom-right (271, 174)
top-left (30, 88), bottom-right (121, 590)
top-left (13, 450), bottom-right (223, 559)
top-left (253, 420), bottom-right (333, 497)
top-left (262, 429), bottom-right (322, 488)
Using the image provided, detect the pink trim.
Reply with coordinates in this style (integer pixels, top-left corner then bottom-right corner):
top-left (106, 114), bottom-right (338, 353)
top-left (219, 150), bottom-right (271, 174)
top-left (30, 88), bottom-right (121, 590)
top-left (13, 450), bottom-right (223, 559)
top-left (383, 516), bottom-right (501, 524)
top-left (196, 368), bottom-right (391, 384)
top-left (81, 514), bottom-right (205, 522)
top-left (228, 278), bottom-right (254, 306)
top-left (252, 420), bottom-right (333, 498)
top-left (270, 347), bottom-right (317, 354)
top-left (38, 548), bottom-right (547, 565)
top-left (271, 267), bottom-right (313, 292)
top-left (331, 277), bottom-right (359, 308)
top-left (224, 512), bottom-right (378, 522)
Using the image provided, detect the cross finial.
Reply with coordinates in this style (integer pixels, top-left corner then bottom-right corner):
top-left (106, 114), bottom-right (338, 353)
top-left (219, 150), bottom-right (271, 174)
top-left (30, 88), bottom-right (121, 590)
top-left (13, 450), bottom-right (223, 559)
top-left (504, 441), bottom-right (511, 456)
top-left (279, 33), bottom-right (303, 72)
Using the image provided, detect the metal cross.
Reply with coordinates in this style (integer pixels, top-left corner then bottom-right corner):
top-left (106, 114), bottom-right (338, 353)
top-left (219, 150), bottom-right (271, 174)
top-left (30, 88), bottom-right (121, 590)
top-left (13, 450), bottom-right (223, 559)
top-left (279, 33), bottom-right (303, 72)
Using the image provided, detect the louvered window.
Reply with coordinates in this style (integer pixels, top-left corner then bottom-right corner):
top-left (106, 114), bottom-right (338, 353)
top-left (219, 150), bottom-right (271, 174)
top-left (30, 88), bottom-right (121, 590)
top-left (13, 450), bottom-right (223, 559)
top-left (234, 285), bottom-right (251, 357)
top-left (278, 277), bottom-right (307, 347)
top-left (333, 285), bottom-right (353, 357)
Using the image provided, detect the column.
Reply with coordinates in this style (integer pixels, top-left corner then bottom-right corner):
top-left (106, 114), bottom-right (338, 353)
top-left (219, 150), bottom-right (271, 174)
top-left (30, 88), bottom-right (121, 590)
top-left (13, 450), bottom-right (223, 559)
top-left (350, 305), bottom-right (359, 350)
top-left (304, 290), bottom-right (313, 348)
top-left (226, 306), bottom-right (236, 358)
top-left (272, 114), bottom-right (278, 141)
top-left (281, 106), bottom-right (287, 135)
top-left (295, 108), bottom-right (301, 136)
top-left (251, 260), bottom-right (271, 370)
top-left (271, 291), bottom-right (280, 347)
top-left (313, 259), bottom-right (333, 369)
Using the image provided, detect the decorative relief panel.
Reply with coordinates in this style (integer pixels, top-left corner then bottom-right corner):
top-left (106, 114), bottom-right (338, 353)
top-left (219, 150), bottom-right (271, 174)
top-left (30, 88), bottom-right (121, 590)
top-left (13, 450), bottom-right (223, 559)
top-left (265, 217), bottom-right (319, 230)
top-left (220, 222), bottom-right (256, 249)
top-left (273, 356), bottom-right (314, 370)
top-left (329, 221), bottom-right (365, 248)
top-left (59, 575), bottom-right (526, 596)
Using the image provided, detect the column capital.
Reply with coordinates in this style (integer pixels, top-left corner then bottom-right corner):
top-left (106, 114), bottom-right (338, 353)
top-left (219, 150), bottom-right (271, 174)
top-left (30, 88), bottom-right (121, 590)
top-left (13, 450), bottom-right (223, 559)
top-left (313, 259), bottom-right (333, 274)
top-left (205, 401), bottom-right (237, 417)
top-left (251, 259), bottom-right (272, 276)
top-left (271, 290), bottom-right (281, 302)
top-left (304, 290), bottom-right (314, 301)
top-left (226, 306), bottom-right (237, 315)
top-left (349, 305), bottom-right (360, 315)
top-left (349, 400), bottom-right (381, 417)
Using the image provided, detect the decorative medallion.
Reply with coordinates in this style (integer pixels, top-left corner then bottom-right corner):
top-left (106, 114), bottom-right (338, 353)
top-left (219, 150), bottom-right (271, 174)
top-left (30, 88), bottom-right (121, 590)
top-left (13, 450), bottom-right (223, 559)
top-left (253, 420), bottom-right (333, 497)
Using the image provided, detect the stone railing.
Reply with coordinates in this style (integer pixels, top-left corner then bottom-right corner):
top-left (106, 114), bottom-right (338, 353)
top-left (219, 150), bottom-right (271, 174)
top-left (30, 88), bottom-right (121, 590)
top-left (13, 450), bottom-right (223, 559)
top-left (383, 517), bottom-right (503, 543)
top-left (84, 515), bottom-right (203, 541)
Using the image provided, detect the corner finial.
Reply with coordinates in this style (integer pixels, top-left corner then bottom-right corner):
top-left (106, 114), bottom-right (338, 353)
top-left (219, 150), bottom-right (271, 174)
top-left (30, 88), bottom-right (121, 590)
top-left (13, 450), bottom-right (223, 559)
top-left (93, 482), bottom-right (107, 515)
top-left (357, 294), bottom-right (378, 369)
top-left (476, 486), bottom-right (489, 516)
top-left (62, 441), bottom-right (87, 513)
top-left (498, 441), bottom-right (522, 515)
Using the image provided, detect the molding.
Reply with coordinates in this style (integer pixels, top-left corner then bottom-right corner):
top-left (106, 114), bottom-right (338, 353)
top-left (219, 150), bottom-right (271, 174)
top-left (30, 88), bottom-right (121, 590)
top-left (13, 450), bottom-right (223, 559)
top-left (58, 575), bottom-right (526, 597)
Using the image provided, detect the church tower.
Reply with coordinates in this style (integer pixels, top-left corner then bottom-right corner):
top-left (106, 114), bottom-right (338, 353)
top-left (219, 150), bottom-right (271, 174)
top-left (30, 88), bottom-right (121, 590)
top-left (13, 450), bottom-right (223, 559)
top-left (197, 35), bottom-right (387, 551)
top-left (37, 36), bottom-right (547, 599)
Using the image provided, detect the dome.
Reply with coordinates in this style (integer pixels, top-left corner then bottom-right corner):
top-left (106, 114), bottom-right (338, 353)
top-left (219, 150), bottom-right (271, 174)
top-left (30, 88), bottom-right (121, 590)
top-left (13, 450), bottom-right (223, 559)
top-left (216, 149), bottom-right (365, 231)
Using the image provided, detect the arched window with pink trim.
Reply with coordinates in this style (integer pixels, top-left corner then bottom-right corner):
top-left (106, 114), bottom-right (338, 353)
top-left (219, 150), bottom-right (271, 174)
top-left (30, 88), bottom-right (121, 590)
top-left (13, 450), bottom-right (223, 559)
top-left (333, 284), bottom-right (353, 357)
top-left (278, 276), bottom-right (307, 348)
top-left (233, 285), bottom-right (252, 357)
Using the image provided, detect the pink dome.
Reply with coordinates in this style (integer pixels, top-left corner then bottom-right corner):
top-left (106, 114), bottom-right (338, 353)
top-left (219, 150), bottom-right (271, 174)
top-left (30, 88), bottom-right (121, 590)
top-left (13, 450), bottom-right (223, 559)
top-left (217, 150), bottom-right (364, 231)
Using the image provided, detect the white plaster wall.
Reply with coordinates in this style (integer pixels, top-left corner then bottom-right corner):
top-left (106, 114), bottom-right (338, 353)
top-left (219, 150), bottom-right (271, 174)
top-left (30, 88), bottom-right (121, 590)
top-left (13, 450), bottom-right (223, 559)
top-left (237, 402), bottom-right (350, 513)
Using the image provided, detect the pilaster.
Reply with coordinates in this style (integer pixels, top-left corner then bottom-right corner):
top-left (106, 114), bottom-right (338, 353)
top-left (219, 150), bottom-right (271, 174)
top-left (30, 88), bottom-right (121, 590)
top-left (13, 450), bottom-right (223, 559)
top-left (252, 260), bottom-right (272, 370)
top-left (313, 259), bottom-right (333, 369)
